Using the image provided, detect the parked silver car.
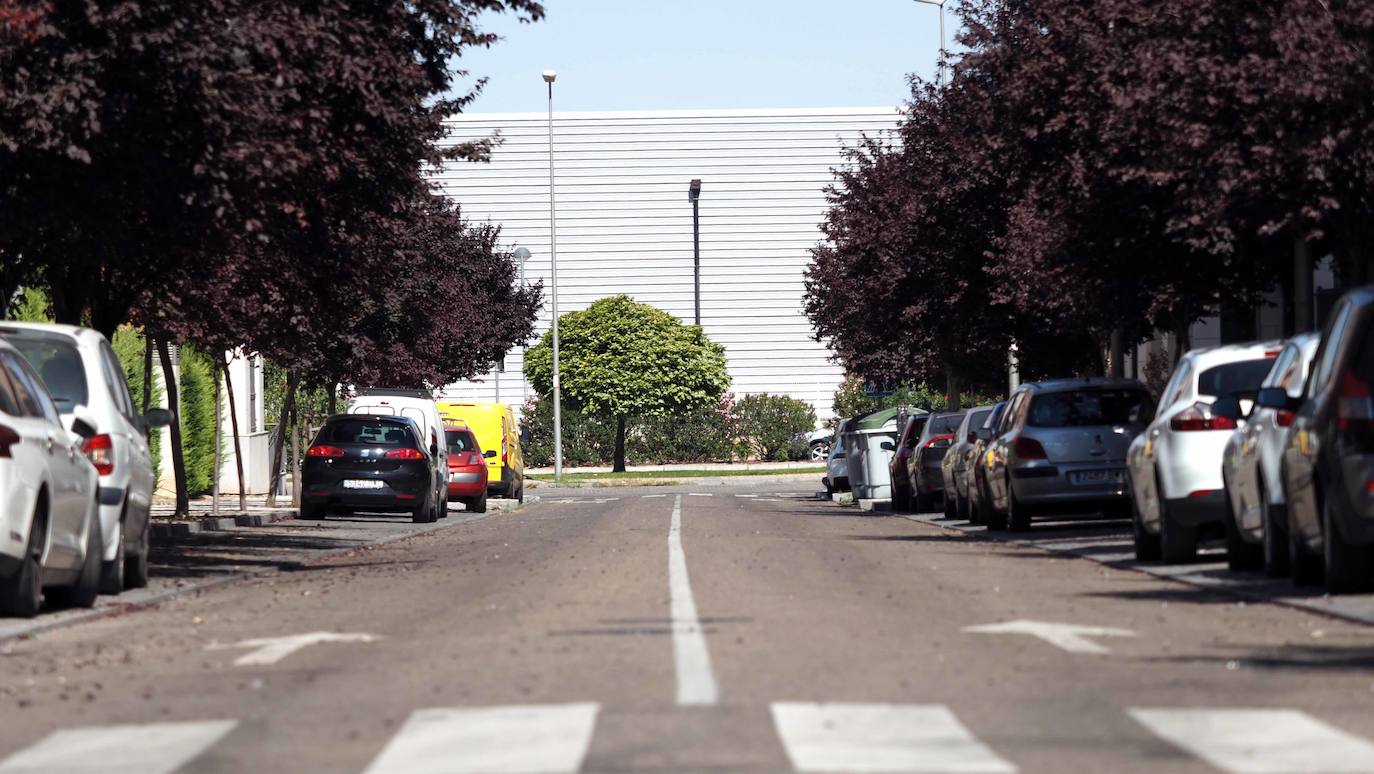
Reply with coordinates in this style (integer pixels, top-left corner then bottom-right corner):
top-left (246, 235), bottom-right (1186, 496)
top-left (1, 323), bottom-right (171, 591)
top-left (821, 418), bottom-right (852, 495)
top-left (1127, 341), bottom-right (1282, 562)
top-left (982, 379), bottom-right (1150, 531)
top-left (1217, 333), bottom-right (1319, 574)
top-left (968, 401), bottom-right (1007, 526)
top-left (941, 405), bottom-right (996, 519)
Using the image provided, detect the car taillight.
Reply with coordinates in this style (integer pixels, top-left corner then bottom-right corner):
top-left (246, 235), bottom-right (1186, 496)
top-left (0, 425), bottom-right (20, 458)
top-left (925, 433), bottom-right (955, 449)
top-left (1189, 489), bottom-right (1220, 498)
top-left (81, 433), bottom-right (114, 475)
top-left (470, 452), bottom-right (484, 466)
top-left (385, 448), bottom-right (425, 460)
top-left (1274, 410), bottom-right (1295, 428)
top-left (1013, 436), bottom-right (1048, 460)
top-left (1170, 403), bottom-right (1237, 432)
top-left (307, 445), bottom-right (345, 458)
top-left (1336, 371), bottom-right (1374, 432)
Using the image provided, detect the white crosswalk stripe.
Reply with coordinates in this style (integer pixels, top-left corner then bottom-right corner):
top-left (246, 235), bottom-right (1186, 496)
top-left (0, 720), bottom-right (237, 774)
top-left (1130, 708), bottom-right (1374, 774)
top-left (363, 703), bottom-right (600, 774)
top-left (771, 702), bottom-right (1017, 773)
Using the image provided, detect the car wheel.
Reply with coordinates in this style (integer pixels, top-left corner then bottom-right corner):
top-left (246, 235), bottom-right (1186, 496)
top-left (913, 488), bottom-right (932, 514)
top-left (1157, 471), bottom-right (1197, 563)
top-left (1007, 477), bottom-right (1033, 532)
top-left (99, 516), bottom-right (125, 595)
top-left (891, 481), bottom-right (910, 513)
top-left (438, 490), bottom-right (449, 519)
top-left (943, 492), bottom-right (958, 519)
top-left (982, 479), bottom-right (1008, 531)
top-left (1259, 482), bottom-right (1289, 577)
top-left (1223, 491), bottom-right (1263, 572)
top-left (49, 512), bottom-right (101, 610)
top-left (1323, 496), bottom-right (1373, 593)
top-left (810, 441), bottom-right (830, 462)
top-left (299, 502), bottom-right (326, 520)
top-left (1289, 500), bottom-right (1324, 586)
top-left (517, 478), bottom-right (525, 504)
top-left (471, 491), bottom-right (488, 514)
top-left (124, 519), bottom-right (150, 590)
top-left (413, 492), bottom-right (433, 524)
top-left (1129, 478), bottom-right (1161, 561)
top-left (0, 505), bottom-right (45, 618)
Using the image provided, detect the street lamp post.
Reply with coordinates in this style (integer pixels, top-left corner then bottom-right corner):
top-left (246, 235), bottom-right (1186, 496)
top-left (688, 179), bottom-right (701, 326)
top-left (912, 0), bottom-right (947, 90)
top-left (512, 247), bottom-right (531, 409)
top-left (543, 69), bottom-right (563, 483)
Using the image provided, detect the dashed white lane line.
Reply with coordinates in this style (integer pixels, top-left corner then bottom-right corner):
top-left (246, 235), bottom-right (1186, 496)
top-left (1129, 708), bottom-right (1374, 774)
top-left (771, 703), bottom-right (1017, 773)
top-left (363, 703), bottom-right (599, 774)
top-left (642, 494), bottom-right (668, 498)
top-left (669, 494), bottom-right (719, 706)
top-left (735, 494), bottom-right (758, 498)
top-left (687, 492), bottom-right (713, 497)
top-left (0, 720), bottom-right (238, 774)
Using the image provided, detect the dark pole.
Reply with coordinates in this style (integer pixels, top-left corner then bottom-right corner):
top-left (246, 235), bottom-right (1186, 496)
top-left (689, 178), bottom-right (702, 326)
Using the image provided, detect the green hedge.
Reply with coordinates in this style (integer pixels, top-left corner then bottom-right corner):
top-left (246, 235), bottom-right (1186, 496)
top-left (178, 345), bottom-right (220, 495)
top-left (111, 327), bottom-right (163, 476)
top-left (735, 393), bottom-right (816, 462)
top-left (521, 394), bottom-right (745, 467)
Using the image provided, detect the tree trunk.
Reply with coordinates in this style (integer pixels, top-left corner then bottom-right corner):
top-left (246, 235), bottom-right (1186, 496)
top-left (155, 339), bottom-right (190, 517)
top-left (1293, 236), bottom-right (1314, 333)
top-left (613, 416), bottom-right (627, 473)
top-left (945, 366), bottom-right (962, 411)
top-left (1109, 328), bottom-right (1125, 379)
top-left (291, 405), bottom-right (303, 508)
top-left (327, 381), bottom-right (337, 416)
top-left (221, 356), bottom-right (247, 511)
top-left (141, 333), bottom-right (153, 415)
top-left (265, 370), bottom-right (299, 508)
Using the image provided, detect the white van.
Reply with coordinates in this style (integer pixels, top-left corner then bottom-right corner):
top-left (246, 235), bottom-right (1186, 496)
top-left (345, 388), bottom-right (449, 518)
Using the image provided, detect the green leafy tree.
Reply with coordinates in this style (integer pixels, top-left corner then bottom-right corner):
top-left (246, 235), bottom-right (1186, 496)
top-left (524, 295), bottom-right (731, 472)
top-left (736, 394), bottom-right (817, 462)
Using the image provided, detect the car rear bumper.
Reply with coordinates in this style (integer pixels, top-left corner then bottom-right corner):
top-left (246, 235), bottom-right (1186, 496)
top-left (447, 468), bottom-right (487, 498)
top-left (918, 466), bottom-right (944, 493)
top-left (1012, 461), bottom-right (1130, 506)
top-left (303, 466), bottom-right (429, 512)
top-left (1166, 491), bottom-right (1227, 527)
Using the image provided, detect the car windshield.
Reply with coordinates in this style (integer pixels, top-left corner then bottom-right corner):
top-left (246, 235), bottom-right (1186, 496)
top-left (1027, 389), bottom-right (1150, 427)
top-left (322, 419), bottom-right (412, 446)
top-left (926, 413), bottom-right (964, 436)
top-left (1197, 358), bottom-right (1276, 398)
top-left (446, 429), bottom-right (480, 454)
top-left (3, 333), bottom-right (88, 412)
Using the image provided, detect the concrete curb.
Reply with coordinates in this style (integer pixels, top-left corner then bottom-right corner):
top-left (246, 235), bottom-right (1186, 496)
top-left (0, 504), bottom-right (513, 645)
top-left (900, 513), bottom-right (1374, 628)
top-left (150, 510), bottom-right (297, 542)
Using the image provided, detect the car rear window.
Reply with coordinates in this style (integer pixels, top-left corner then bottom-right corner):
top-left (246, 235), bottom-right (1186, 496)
top-left (4, 333), bottom-right (88, 412)
top-left (926, 413), bottom-right (964, 436)
top-left (446, 429), bottom-right (480, 454)
top-left (1027, 389), bottom-right (1150, 427)
top-left (322, 419), bottom-right (413, 446)
top-left (1197, 358), bottom-right (1276, 398)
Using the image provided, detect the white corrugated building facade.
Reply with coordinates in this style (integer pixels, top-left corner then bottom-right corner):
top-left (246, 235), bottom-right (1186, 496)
top-left (432, 107), bottom-right (900, 419)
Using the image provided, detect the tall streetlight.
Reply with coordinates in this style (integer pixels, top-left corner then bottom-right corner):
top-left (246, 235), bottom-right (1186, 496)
top-left (688, 179), bottom-right (702, 326)
top-left (543, 69), bottom-right (563, 482)
top-left (512, 246), bottom-right (531, 408)
top-left (912, 0), bottom-right (947, 90)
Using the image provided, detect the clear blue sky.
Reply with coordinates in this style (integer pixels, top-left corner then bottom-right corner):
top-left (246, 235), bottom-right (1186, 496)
top-left (456, 0), bottom-right (951, 113)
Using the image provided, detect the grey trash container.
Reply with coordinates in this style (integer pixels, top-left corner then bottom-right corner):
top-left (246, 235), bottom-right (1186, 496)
top-left (843, 407), bottom-right (901, 501)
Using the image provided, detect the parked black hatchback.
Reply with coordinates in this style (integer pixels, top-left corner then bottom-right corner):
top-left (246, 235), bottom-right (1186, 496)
top-left (1265, 285), bottom-right (1374, 592)
top-left (301, 415), bottom-right (440, 523)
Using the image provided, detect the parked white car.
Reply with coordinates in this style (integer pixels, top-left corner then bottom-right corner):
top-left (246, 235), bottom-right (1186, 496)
top-left (346, 388), bottom-right (449, 520)
top-left (821, 419), bottom-right (852, 495)
top-left (1127, 341), bottom-right (1282, 562)
top-left (1, 323), bottom-right (171, 591)
top-left (0, 339), bottom-right (103, 617)
top-left (1217, 333), bottom-right (1319, 574)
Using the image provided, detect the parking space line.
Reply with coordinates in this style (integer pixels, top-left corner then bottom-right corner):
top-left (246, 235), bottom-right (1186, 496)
top-left (669, 494), bottom-right (719, 706)
top-left (771, 702), bottom-right (1017, 773)
top-left (0, 720), bottom-right (238, 774)
top-left (363, 703), bottom-right (599, 774)
top-left (1130, 708), bottom-right (1374, 774)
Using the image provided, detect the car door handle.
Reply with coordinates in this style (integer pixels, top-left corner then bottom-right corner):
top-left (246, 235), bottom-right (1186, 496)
top-left (45, 436), bottom-right (54, 454)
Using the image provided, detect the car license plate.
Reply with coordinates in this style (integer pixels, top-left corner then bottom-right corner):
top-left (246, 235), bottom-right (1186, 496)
top-left (1070, 469), bottom-right (1124, 485)
top-left (343, 479), bottom-right (384, 490)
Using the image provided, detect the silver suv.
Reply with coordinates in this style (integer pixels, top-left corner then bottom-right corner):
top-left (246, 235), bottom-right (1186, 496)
top-left (0, 323), bottom-right (171, 591)
top-left (982, 379), bottom-right (1151, 531)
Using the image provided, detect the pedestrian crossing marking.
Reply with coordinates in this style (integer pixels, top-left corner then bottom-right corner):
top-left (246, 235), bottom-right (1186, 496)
top-left (771, 702), bottom-right (1017, 773)
top-left (0, 719), bottom-right (237, 774)
top-left (362, 702), bottom-right (599, 774)
top-left (1130, 708), bottom-right (1374, 774)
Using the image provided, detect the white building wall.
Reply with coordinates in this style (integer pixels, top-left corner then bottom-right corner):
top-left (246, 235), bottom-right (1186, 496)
top-left (432, 107), bottom-right (902, 420)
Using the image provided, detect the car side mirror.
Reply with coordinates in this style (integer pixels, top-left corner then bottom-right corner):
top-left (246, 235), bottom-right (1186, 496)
top-left (430, 442), bottom-right (439, 456)
top-left (484, 449), bottom-right (497, 458)
top-left (1211, 396), bottom-right (1243, 421)
top-left (967, 431), bottom-right (977, 443)
top-left (1256, 387), bottom-right (1297, 412)
top-left (880, 440), bottom-right (895, 451)
top-left (520, 428), bottom-right (531, 444)
top-left (143, 408), bottom-right (173, 428)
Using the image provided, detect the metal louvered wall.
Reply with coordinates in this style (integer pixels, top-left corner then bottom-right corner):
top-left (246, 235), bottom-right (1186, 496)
top-left (431, 107), bottom-right (901, 420)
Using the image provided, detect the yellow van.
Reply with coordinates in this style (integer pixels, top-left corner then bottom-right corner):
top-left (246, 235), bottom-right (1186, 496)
top-left (436, 401), bottom-right (526, 502)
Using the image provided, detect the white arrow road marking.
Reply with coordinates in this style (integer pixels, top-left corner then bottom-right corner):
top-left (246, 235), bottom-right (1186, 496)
top-left (364, 703), bottom-right (600, 774)
top-left (669, 494), bottom-right (719, 706)
top-left (1130, 708), bottom-right (1374, 773)
top-left (0, 720), bottom-right (237, 774)
top-left (208, 632), bottom-right (381, 666)
top-left (771, 703), bottom-right (1017, 773)
top-left (962, 619), bottom-right (1136, 655)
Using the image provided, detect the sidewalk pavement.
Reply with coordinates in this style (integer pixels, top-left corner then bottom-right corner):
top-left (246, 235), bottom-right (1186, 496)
top-left (526, 460), bottom-right (823, 475)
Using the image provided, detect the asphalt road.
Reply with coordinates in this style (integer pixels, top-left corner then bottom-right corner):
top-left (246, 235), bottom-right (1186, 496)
top-left (2, 480), bottom-right (1374, 773)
